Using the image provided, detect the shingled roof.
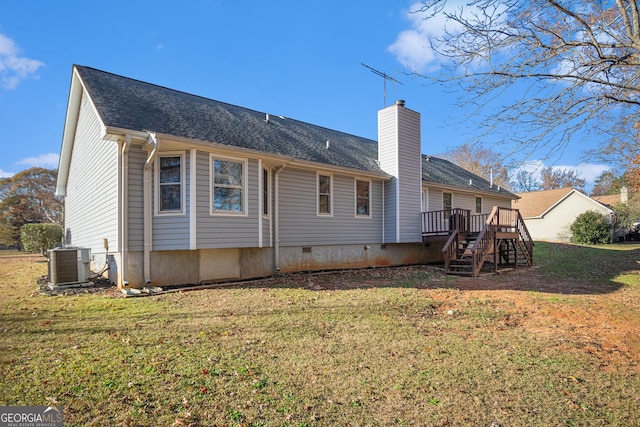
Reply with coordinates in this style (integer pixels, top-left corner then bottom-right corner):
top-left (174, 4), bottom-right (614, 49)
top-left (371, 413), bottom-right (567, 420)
top-left (75, 65), bottom-right (382, 173)
top-left (422, 156), bottom-right (517, 198)
top-left (72, 65), bottom-right (517, 199)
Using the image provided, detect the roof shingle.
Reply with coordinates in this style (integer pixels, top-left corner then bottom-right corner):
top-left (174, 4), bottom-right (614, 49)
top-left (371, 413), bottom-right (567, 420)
top-left (75, 65), bottom-right (382, 172)
top-left (74, 65), bottom-right (517, 199)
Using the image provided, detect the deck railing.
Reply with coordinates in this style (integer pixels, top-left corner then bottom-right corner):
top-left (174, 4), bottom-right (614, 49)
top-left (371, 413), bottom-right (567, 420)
top-left (421, 208), bottom-right (471, 236)
top-left (468, 207), bottom-right (533, 276)
top-left (438, 206), bottom-right (534, 277)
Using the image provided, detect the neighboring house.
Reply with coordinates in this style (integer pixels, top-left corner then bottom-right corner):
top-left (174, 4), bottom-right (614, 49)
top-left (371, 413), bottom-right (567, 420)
top-left (513, 188), bottom-right (614, 242)
top-left (592, 187), bottom-right (629, 208)
top-left (56, 65), bottom-right (518, 287)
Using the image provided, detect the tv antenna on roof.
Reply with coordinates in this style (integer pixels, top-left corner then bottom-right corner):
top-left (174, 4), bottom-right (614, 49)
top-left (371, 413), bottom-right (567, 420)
top-left (361, 63), bottom-right (403, 108)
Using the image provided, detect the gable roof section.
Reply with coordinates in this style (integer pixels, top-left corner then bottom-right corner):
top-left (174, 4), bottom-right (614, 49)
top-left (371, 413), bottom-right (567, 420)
top-left (513, 187), bottom-right (613, 218)
top-left (59, 65), bottom-right (518, 202)
top-left (74, 65), bottom-right (383, 173)
top-left (592, 193), bottom-right (620, 207)
top-left (421, 156), bottom-right (517, 199)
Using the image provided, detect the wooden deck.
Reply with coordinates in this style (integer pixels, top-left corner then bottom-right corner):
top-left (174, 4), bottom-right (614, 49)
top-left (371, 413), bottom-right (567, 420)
top-left (422, 207), bottom-right (534, 277)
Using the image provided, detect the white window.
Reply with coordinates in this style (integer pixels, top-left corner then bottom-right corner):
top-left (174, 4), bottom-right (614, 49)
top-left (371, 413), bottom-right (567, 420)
top-left (155, 153), bottom-right (185, 215)
top-left (355, 179), bottom-right (371, 217)
top-left (211, 155), bottom-right (247, 214)
top-left (318, 173), bottom-right (332, 215)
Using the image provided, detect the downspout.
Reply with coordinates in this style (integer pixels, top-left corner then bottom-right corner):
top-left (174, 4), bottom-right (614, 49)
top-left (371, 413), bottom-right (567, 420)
top-left (273, 164), bottom-right (287, 271)
top-left (120, 135), bottom-right (131, 286)
top-left (143, 132), bottom-right (159, 284)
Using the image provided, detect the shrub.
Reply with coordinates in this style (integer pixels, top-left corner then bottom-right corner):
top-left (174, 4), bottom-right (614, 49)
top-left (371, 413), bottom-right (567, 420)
top-left (570, 211), bottom-right (611, 244)
top-left (20, 223), bottom-right (63, 255)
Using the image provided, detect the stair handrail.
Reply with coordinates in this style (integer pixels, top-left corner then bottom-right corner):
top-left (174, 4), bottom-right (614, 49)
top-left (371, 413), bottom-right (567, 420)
top-left (514, 209), bottom-right (534, 266)
top-left (467, 206), bottom-right (499, 276)
top-left (441, 229), bottom-right (459, 271)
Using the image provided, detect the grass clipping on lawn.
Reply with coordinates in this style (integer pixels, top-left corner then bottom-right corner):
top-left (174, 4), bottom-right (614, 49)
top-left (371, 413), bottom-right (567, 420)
top-left (0, 243), bottom-right (639, 426)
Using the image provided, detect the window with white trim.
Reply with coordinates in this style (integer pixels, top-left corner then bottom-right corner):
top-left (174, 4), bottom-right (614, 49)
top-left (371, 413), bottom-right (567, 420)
top-left (318, 173), bottom-right (332, 215)
top-left (211, 156), bottom-right (246, 214)
top-left (475, 196), bottom-right (482, 214)
top-left (355, 179), bottom-right (371, 217)
top-left (156, 154), bottom-right (184, 214)
top-left (262, 168), bottom-right (269, 217)
top-left (443, 192), bottom-right (452, 215)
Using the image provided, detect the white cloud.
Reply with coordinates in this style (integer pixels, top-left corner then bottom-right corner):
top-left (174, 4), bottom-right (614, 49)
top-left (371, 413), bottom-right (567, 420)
top-left (389, 1), bottom-right (507, 72)
top-left (0, 33), bottom-right (45, 89)
top-left (15, 153), bottom-right (59, 168)
top-left (562, 163), bottom-right (610, 184)
top-left (0, 168), bottom-right (14, 178)
top-left (512, 160), bottom-right (610, 189)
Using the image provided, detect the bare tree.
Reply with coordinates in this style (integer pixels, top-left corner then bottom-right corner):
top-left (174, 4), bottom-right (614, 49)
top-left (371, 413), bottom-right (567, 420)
top-left (0, 168), bottom-right (62, 247)
top-left (539, 166), bottom-right (586, 190)
top-left (440, 143), bottom-right (513, 189)
top-left (414, 0), bottom-right (640, 163)
top-left (512, 169), bottom-right (541, 193)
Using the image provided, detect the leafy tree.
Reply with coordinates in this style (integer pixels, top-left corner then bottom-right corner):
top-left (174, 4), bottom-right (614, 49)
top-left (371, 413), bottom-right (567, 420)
top-left (612, 200), bottom-right (640, 238)
top-left (0, 168), bottom-right (62, 247)
top-left (440, 143), bottom-right (512, 189)
top-left (570, 210), bottom-right (611, 244)
top-left (414, 1), bottom-right (640, 163)
top-left (539, 167), bottom-right (585, 191)
top-left (20, 223), bottom-right (63, 255)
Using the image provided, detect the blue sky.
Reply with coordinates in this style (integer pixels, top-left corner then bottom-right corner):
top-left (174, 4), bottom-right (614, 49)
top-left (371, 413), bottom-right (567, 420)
top-left (0, 0), bottom-right (610, 188)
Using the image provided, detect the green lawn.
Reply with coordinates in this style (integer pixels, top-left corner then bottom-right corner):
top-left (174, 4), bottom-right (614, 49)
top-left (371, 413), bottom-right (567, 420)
top-left (1, 243), bottom-right (639, 426)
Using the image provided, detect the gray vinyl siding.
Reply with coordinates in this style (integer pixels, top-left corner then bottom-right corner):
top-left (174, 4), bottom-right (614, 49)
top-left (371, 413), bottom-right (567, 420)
top-left (424, 185), bottom-right (512, 213)
top-left (383, 179), bottom-right (397, 243)
top-left (484, 195), bottom-right (512, 210)
top-left (279, 168), bottom-right (383, 246)
top-left (64, 92), bottom-right (119, 254)
top-left (127, 146), bottom-right (145, 251)
top-left (195, 151), bottom-right (260, 248)
top-left (152, 151), bottom-right (190, 250)
top-left (455, 194), bottom-right (475, 212)
top-left (428, 187), bottom-right (444, 211)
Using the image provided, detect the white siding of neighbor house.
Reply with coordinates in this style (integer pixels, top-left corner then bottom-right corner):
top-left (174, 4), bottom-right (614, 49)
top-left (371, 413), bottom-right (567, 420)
top-left (64, 92), bottom-right (119, 255)
top-left (195, 151), bottom-right (260, 248)
top-left (522, 191), bottom-right (612, 242)
top-left (278, 167), bottom-right (384, 246)
top-left (378, 102), bottom-right (422, 243)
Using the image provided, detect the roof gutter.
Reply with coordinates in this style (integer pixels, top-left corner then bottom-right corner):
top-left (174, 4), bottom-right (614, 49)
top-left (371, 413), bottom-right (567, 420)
top-left (143, 132), bottom-right (159, 284)
top-left (121, 131), bottom-right (392, 181)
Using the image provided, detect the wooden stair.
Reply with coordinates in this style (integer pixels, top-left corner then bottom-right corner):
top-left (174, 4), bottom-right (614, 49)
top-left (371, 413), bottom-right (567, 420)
top-left (446, 232), bottom-right (478, 276)
top-left (442, 207), bottom-right (534, 277)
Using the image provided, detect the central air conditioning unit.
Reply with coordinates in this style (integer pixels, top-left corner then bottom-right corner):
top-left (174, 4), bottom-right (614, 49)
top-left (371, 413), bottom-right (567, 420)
top-left (48, 247), bottom-right (92, 286)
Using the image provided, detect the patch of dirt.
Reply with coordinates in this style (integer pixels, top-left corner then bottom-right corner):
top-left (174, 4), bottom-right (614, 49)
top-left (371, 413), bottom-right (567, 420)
top-left (250, 265), bottom-right (640, 372)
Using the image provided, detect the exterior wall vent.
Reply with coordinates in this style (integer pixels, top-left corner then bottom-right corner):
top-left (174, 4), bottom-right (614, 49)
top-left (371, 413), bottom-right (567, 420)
top-left (48, 247), bottom-right (91, 286)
